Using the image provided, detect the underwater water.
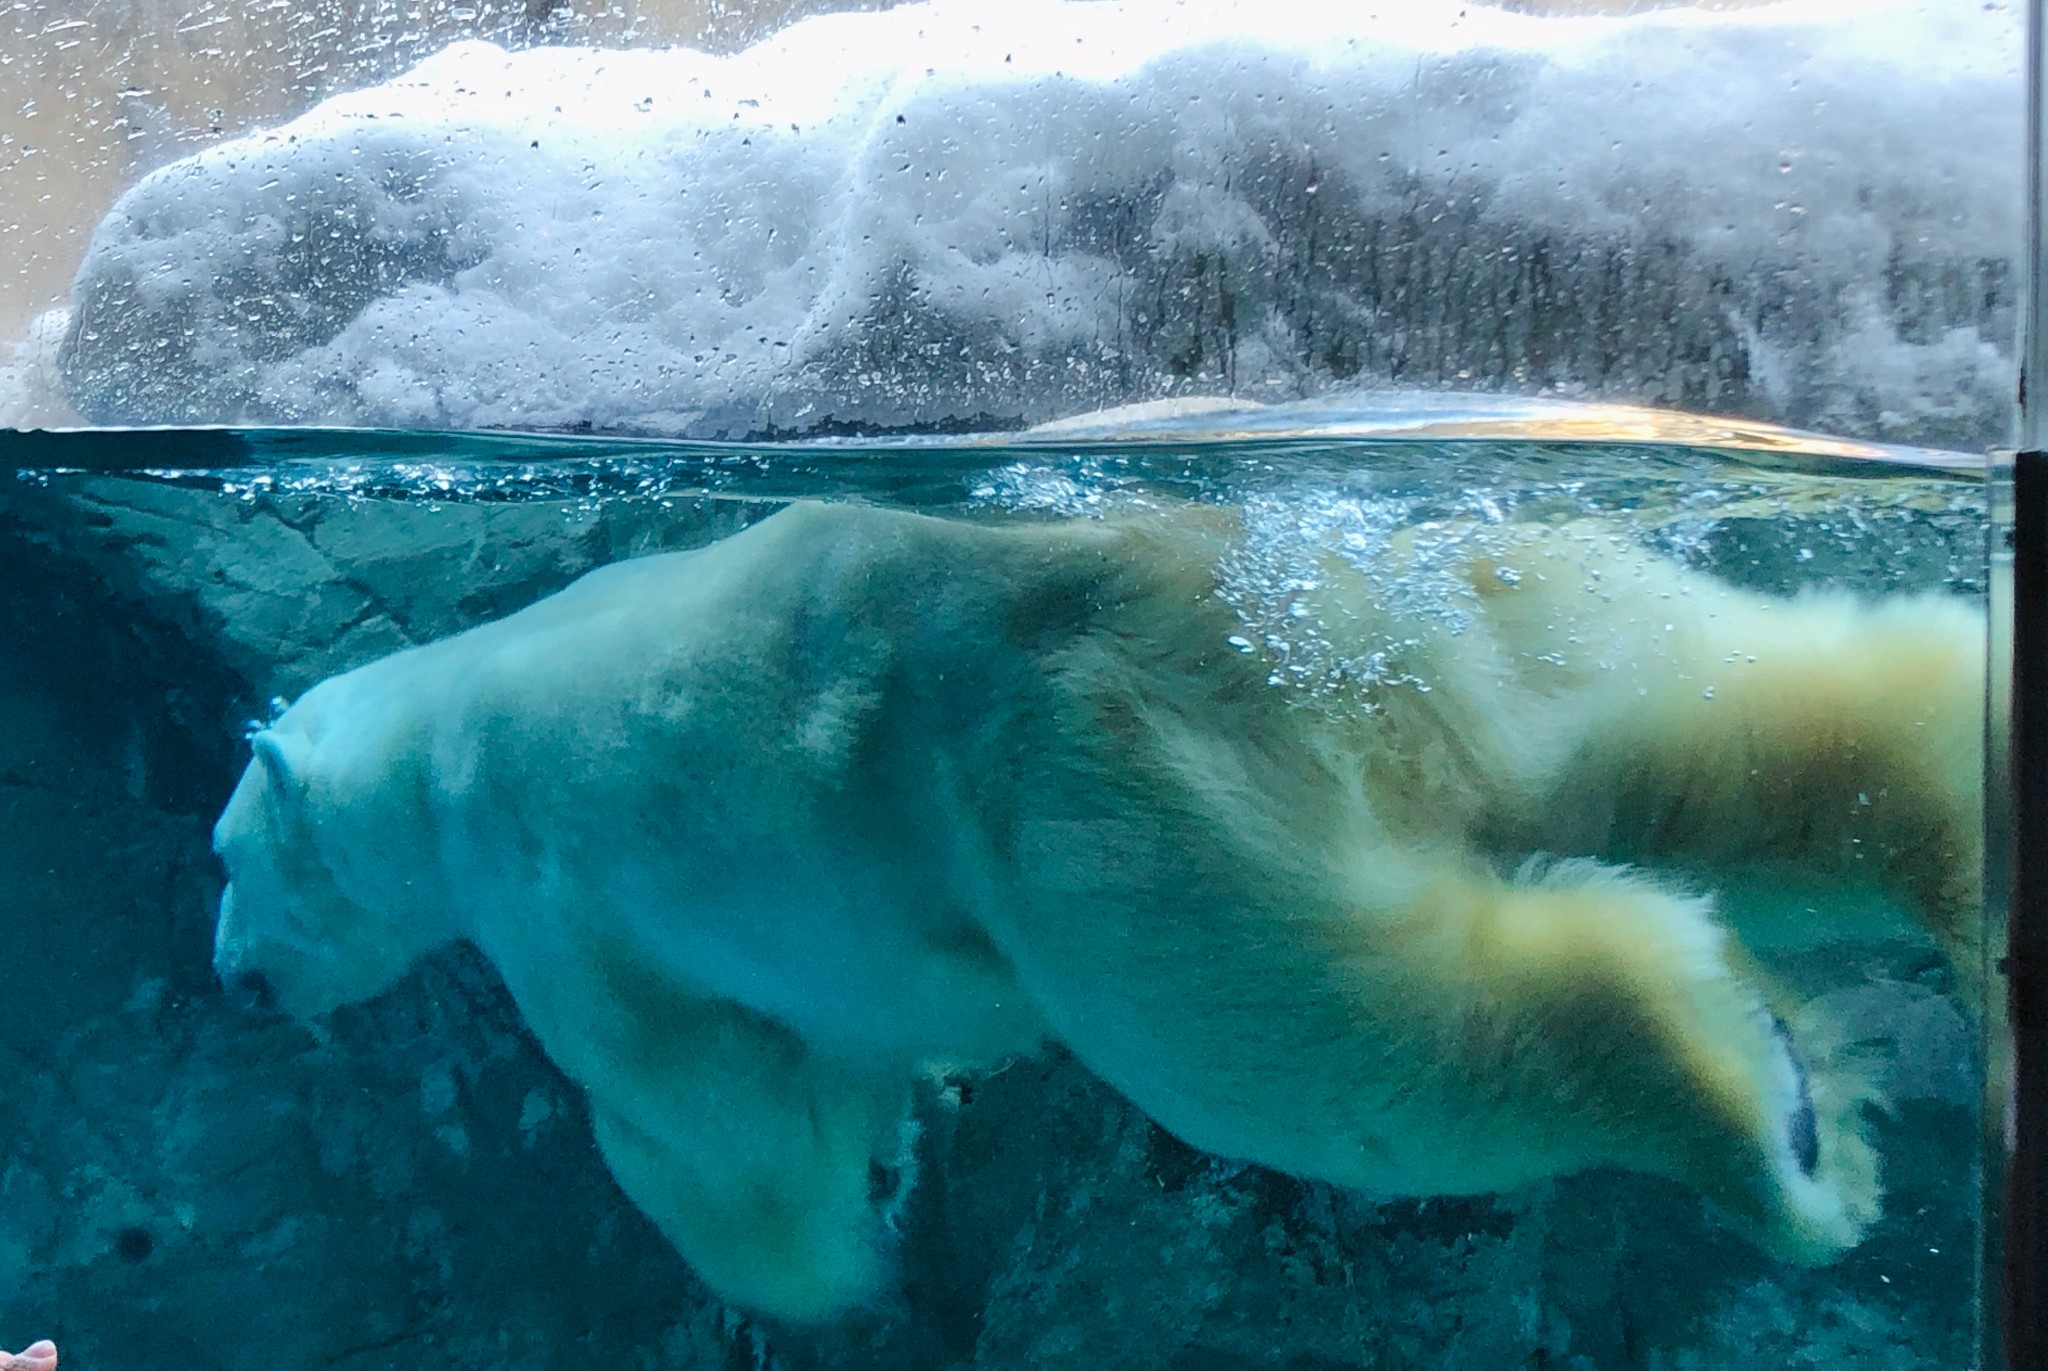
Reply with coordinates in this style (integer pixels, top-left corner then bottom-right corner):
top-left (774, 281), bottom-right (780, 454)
top-left (0, 409), bottom-right (1991, 1370)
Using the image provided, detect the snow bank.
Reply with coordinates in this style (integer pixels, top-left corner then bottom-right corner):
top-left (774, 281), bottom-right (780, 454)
top-left (55, 0), bottom-right (2023, 446)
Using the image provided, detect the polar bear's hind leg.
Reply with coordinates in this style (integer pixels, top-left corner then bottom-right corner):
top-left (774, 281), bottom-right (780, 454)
top-left (992, 839), bottom-right (1876, 1266)
top-left (1551, 585), bottom-right (1984, 978)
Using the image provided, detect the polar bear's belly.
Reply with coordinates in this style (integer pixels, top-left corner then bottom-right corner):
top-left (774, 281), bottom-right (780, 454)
top-left (468, 830), bottom-right (1040, 1069)
top-left (645, 875), bottom-right (1032, 1061)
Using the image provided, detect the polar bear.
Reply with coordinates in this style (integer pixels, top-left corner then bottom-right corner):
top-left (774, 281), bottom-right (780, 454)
top-left (211, 499), bottom-right (1984, 1320)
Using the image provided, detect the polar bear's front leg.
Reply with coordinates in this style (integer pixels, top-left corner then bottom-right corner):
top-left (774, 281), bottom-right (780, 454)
top-left (590, 1091), bottom-right (908, 1322)
top-left (571, 993), bottom-right (915, 1323)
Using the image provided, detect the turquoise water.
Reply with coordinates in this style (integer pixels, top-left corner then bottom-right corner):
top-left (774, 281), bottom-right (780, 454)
top-left (0, 423), bottom-right (1989, 1370)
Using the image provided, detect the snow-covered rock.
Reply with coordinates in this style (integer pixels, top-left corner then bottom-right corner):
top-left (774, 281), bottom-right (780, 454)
top-left (55, 0), bottom-right (2022, 446)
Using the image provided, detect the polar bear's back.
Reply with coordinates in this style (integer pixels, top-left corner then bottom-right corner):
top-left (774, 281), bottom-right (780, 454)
top-left (313, 501), bottom-right (1699, 1075)
top-left (400, 503), bottom-right (1224, 1067)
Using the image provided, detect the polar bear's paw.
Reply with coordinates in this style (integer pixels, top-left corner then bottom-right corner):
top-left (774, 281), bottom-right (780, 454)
top-left (1463, 862), bottom-right (1883, 1265)
top-left (1617, 920), bottom-right (1885, 1267)
top-left (592, 1103), bottom-right (902, 1322)
top-left (1706, 1004), bottom-right (1883, 1267)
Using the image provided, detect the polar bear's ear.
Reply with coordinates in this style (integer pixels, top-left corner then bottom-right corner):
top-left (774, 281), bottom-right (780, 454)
top-left (252, 731), bottom-right (300, 786)
top-left (251, 731), bottom-right (312, 827)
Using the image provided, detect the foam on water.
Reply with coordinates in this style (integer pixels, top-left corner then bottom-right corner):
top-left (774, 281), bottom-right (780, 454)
top-left (29, 0), bottom-right (2022, 447)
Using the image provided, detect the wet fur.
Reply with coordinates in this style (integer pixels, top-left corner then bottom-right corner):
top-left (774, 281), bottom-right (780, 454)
top-left (212, 502), bottom-right (1980, 1318)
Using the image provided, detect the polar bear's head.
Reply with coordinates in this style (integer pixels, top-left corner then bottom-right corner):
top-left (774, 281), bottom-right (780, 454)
top-left (213, 717), bottom-right (450, 1021)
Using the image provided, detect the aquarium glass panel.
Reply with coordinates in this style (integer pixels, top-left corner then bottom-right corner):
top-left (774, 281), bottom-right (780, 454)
top-left (0, 2), bottom-right (2009, 1370)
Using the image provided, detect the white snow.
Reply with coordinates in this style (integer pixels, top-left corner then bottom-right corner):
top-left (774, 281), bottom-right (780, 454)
top-left (0, 308), bottom-right (78, 430)
top-left (49, 0), bottom-right (2025, 446)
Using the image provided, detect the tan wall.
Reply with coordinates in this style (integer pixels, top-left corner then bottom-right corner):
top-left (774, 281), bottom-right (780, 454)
top-left (0, 0), bottom-right (1775, 368)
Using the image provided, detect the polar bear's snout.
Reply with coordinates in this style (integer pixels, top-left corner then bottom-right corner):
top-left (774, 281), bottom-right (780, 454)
top-left (217, 948), bottom-right (279, 1015)
top-left (212, 869), bottom-right (286, 1015)
top-left (209, 861), bottom-right (346, 1020)
top-left (221, 966), bottom-right (278, 1015)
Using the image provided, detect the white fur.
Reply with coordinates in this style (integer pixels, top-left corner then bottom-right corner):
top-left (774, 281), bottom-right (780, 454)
top-left (213, 501), bottom-right (1982, 1317)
